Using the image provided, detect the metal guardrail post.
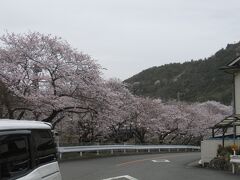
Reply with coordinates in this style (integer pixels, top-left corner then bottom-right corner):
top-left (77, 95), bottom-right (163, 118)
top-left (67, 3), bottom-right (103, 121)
top-left (111, 150), bottom-right (114, 155)
top-left (80, 152), bottom-right (83, 157)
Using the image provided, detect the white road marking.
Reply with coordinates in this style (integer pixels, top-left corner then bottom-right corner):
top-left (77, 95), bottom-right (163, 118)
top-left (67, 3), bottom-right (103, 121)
top-left (152, 159), bottom-right (170, 163)
top-left (102, 175), bottom-right (138, 180)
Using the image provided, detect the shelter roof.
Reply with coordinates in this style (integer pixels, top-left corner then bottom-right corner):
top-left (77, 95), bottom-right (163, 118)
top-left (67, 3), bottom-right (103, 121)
top-left (220, 56), bottom-right (240, 73)
top-left (212, 115), bottom-right (240, 129)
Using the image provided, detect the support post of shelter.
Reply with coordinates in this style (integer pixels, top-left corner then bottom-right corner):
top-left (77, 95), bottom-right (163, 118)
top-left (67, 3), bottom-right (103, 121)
top-left (233, 120), bottom-right (236, 145)
top-left (222, 128), bottom-right (225, 148)
top-left (212, 128), bottom-right (215, 138)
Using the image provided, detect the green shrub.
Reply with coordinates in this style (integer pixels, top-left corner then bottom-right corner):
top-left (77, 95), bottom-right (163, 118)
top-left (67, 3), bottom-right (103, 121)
top-left (209, 157), bottom-right (231, 170)
top-left (217, 145), bottom-right (233, 161)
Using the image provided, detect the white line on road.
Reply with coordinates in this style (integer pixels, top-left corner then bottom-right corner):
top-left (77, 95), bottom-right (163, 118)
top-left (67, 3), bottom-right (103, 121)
top-left (102, 175), bottom-right (138, 180)
top-left (152, 159), bottom-right (170, 163)
top-left (116, 153), bottom-right (189, 166)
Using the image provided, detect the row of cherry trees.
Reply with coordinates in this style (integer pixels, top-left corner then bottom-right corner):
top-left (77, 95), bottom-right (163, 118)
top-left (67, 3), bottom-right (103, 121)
top-left (61, 94), bottom-right (231, 145)
top-left (0, 32), bottom-right (232, 145)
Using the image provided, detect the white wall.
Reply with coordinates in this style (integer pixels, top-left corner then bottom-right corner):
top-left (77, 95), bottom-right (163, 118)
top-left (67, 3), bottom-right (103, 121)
top-left (201, 139), bottom-right (240, 165)
top-left (234, 73), bottom-right (240, 114)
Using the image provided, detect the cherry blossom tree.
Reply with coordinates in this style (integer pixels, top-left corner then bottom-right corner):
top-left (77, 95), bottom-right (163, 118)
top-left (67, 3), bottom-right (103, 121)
top-left (165, 101), bottom-right (232, 145)
top-left (194, 101), bottom-right (232, 137)
top-left (95, 78), bottom-right (135, 143)
top-left (0, 32), bottom-right (104, 125)
top-left (144, 100), bottom-right (231, 145)
top-left (128, 97), bottom-right (164, 143)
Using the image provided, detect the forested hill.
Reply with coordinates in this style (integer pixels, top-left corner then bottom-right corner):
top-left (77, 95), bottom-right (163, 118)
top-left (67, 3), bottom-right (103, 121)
top-left (124, 42), bottom-right (240, 105)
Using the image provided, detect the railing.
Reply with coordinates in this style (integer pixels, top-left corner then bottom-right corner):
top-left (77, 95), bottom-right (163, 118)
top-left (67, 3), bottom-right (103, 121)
top-left (58, 144), bottom-right (200, 159)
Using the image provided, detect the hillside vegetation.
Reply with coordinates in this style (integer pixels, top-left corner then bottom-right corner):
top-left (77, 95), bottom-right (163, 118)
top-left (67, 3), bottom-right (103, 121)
top-left (124, 42), bottom-right (240, 104)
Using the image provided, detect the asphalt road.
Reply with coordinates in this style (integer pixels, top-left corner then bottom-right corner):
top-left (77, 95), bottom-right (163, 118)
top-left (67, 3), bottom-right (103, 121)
top-left (59, 152), bottom-right (240, 180)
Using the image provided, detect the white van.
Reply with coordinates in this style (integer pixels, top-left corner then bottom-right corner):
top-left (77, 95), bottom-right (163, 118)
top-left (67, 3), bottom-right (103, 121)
top-left (0, 119), bottom-right (62, 180)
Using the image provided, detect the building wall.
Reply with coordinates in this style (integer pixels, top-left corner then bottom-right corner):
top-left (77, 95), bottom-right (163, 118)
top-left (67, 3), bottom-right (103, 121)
top-left (234, 73), bottom-right (240, 114)
top-left (201, 139), bottom-right (240, 165)
top-left (234, 73), bottom-right (240, 134)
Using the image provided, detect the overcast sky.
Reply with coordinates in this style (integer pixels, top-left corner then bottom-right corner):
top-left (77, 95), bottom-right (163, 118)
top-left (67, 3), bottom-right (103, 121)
top-left (1, 0), bottom-right (240, 80)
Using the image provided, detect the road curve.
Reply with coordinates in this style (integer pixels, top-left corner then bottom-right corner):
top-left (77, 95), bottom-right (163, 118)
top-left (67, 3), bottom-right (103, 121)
top-left (59, 152), bottom-right (239, 180)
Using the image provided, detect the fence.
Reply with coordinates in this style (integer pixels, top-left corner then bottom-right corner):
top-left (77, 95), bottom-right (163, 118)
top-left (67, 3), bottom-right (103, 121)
top-left (58, 144), bottom-right (200, 159)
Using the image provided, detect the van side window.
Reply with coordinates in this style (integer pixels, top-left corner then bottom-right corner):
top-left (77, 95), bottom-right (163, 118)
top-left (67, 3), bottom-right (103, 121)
top-left (32, 130), bottom-right (57, 166)
top-left (0, 134), bottom-right (30, 180)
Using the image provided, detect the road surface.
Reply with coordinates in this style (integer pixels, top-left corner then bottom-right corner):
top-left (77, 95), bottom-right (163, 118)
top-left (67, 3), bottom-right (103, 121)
top-left (60, 152), bottom-right (239, 180)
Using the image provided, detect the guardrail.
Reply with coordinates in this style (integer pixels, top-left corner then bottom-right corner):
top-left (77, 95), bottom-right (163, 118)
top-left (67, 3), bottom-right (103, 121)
top-left (58, 144), bottom-right (200, 159)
